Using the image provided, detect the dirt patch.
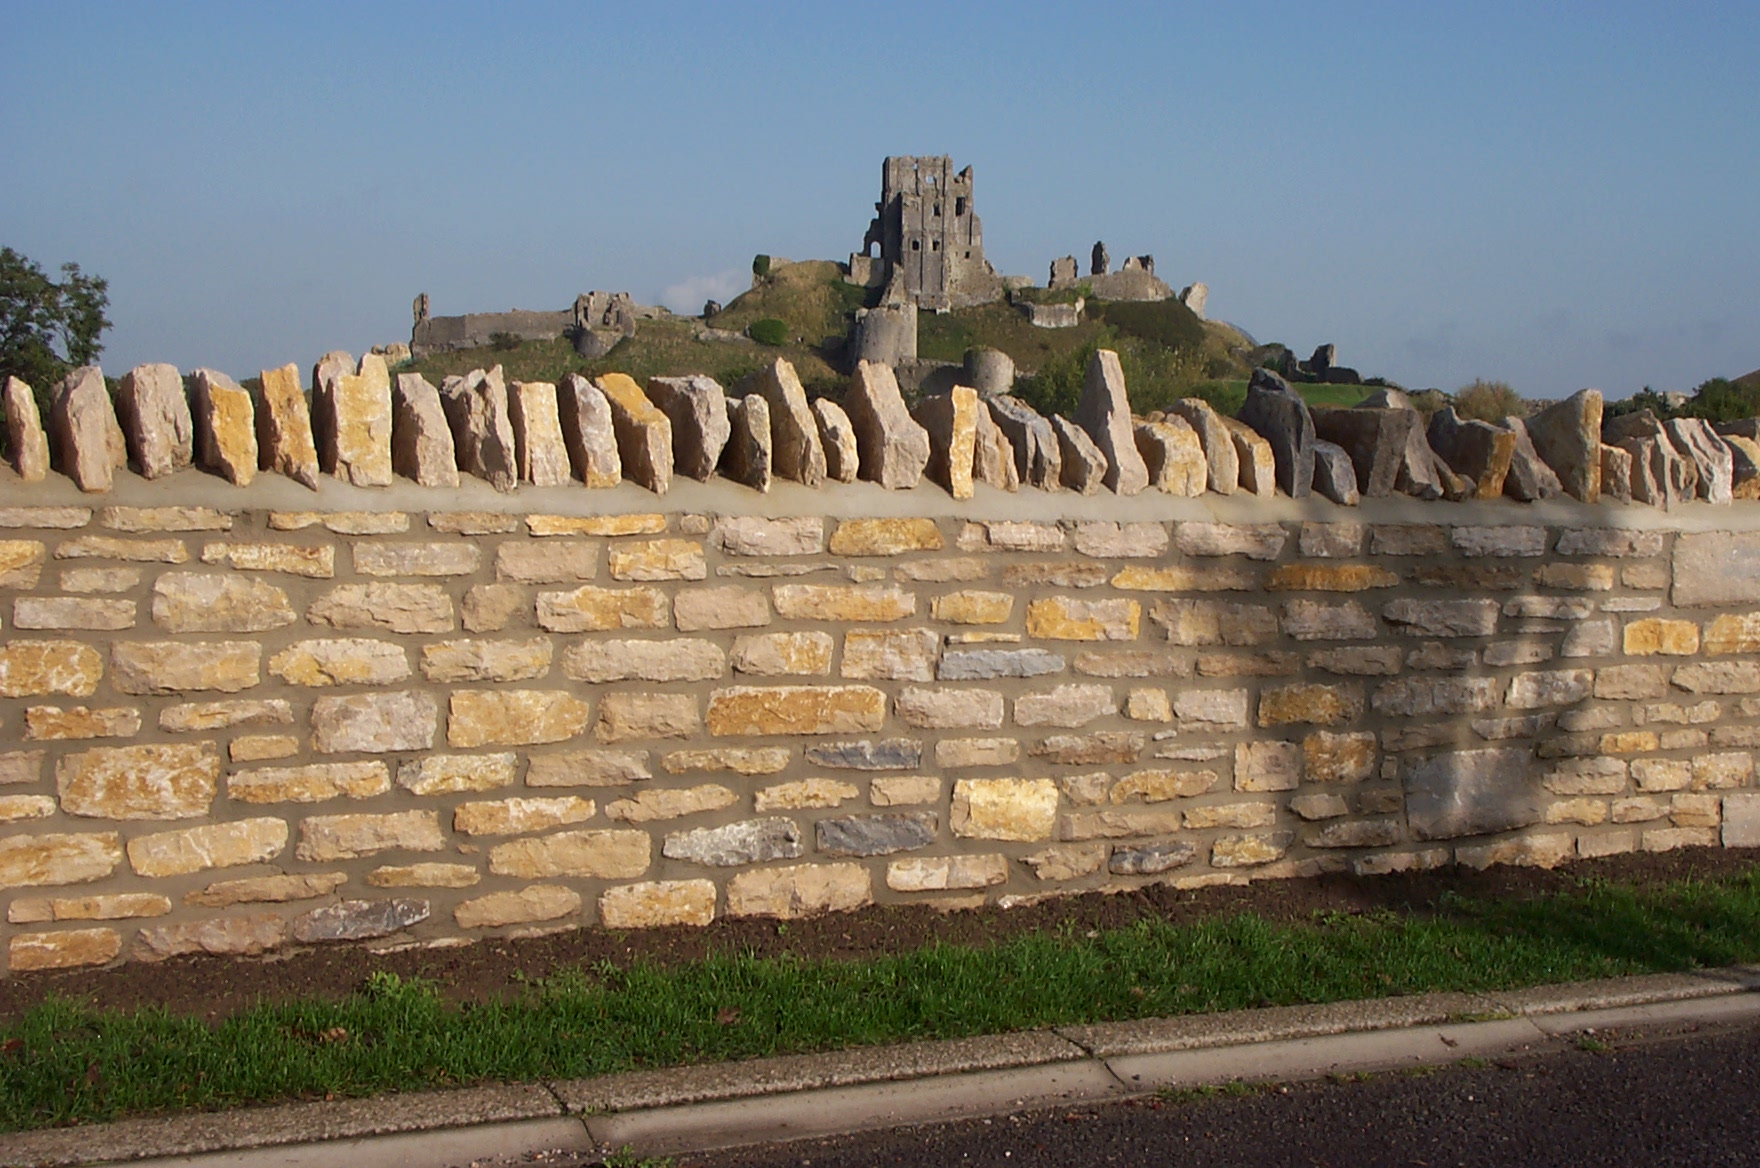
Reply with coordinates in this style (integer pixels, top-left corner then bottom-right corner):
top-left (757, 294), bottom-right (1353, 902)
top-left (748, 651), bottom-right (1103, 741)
top-left (4, 847), bottom-right (1756, 1025)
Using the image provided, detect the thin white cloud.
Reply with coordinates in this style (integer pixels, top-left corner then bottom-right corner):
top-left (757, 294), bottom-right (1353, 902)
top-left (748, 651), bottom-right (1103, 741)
top-left (659, 270), bottom-right (748, 316)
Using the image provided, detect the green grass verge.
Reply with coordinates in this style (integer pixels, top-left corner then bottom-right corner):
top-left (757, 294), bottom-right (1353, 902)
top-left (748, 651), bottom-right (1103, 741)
top-left (7, 871), bottom-right (1760, 1134)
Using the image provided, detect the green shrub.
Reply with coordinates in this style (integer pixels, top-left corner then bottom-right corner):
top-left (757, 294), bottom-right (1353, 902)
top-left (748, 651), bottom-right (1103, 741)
top-left (748, 318), bottom-right (788, 346)
top-left (751, 254), bottom-right (772, 279)
top-left (1454, 379), bottom-right (1524, 421)
top-left (489, 331), bottom-right (521, 352)
top-left (1090, 298), bottom-right (1206, 353)
top-left (1678, 377), bottom-right (1760, 423)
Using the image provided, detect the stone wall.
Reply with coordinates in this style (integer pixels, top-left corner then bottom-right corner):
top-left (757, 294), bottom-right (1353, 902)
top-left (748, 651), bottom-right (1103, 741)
top-left (3, 493), bottom-right (1759, 975)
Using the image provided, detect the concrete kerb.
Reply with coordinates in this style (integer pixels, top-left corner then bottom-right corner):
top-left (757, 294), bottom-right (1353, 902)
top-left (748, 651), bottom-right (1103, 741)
top-left (5, 968), bottom-right (1757, 1168)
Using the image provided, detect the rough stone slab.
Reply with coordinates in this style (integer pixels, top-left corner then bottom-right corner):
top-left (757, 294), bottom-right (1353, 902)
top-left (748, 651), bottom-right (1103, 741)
top-left (1309, 439), bottom-right (1360, 505)
top-left (720, 393), bottom-right (772, 492)
top-left (1169, 398), bottom-right (1238, 495)
top-left (648, 375), bottom-right (731, 481)
top-left (1238, 367), bottom-right (1314, 497)
top-left (663, 817), bottom-right (802, 866)
top-left (556, 373), bottom-right (622, 487)
top-left (1427, 406), bottom-right (1515, 499)
top-left (1665, 418), bottom-right (1734, 505)
top-left (189, 368), bottom-right (258, 486)
top-left (1671, 531), bottom-right (1760, 607)
top-left (49, 365), bottom-right (126, 492)
top-left (1134, 418), bottom-right (1206, 496)
top-left (311, 691), bottom-right (438, 753)
top-left (913, 386), bottom-right (979, 500)
top-left (508, 380), bottom-right (572, 486)
top-left (2, 375), bottom-right (51, 482)
top-left (741, 359), bottom-right (823, 487)
top-left (1524, 388), bottom-right (1603, 502)
top-left (1496, 415), bottom-right (1565, 501)
top-left (1073, 349), bottom-right (1148, 495)
top-left (971, 400), bottom-right (1020, 491)
top-left (315, 352), bottom-right (394, 487)
top-left (987, 394), bottom-right (1061, 489)
top-left (442, 366), bottom-right (519, 491)
top-left (151, 571), bottom-right (295, 633)
top-left (1405, 747), bottom-right (1542, 840)
top-left (816, 812), bottom-right (938, 857)
top-left (0, 830), bottom-right (123, 889)
top-left (1221, 417), bottom-right (1277, 497)
top-left (812, 397), bottom-right (860, 484)
top-left (110, 640), bottom-right (260, 695)
top-left (391, 373), bottom-right (460, 487)
top-left (114, 363), bottom-right (194, 479)
top-left (256, 363), bottom-right (321, 488)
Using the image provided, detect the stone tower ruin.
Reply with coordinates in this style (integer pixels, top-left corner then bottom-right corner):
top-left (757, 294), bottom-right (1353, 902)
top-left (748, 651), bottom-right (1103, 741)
top-left (853, 156), bottom-right (1003, 312)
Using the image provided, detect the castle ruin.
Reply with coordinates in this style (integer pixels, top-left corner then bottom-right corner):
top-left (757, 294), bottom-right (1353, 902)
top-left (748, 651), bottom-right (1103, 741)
top-left (849, 156), bottom-right (1004, 312)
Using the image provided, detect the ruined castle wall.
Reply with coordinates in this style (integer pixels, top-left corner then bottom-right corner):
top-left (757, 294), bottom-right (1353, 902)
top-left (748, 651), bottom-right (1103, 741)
top-left (3, 469), bottom-right (1758, 974)
top-left (411, 310), bottom-right (574, 357)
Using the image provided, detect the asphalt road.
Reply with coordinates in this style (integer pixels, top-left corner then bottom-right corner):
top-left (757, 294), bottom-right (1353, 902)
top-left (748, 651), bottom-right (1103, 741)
top-left (668, 1018), bottom-right (1760, 1168)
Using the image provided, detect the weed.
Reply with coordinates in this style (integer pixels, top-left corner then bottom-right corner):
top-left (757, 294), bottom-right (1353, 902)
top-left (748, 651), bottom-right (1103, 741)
top-left (1454, 379), bottom-right (1525, 421)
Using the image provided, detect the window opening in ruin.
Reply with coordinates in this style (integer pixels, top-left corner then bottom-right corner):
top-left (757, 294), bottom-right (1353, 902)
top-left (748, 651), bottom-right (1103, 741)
top-left (956, 197), bottom-right (967, 217)
top-left (932, 240), bottom-right (940, 251)
top-left (911, 240), bottom-right (920, 251)
top-left (934, 202), bottom-right (941, 217)
top-left (964, 250), bottom-right (971, 259)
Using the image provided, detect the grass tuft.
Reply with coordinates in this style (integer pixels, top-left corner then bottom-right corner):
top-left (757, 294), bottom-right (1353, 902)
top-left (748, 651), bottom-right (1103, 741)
top-left (3, 871), bottom-right (1759, 1133)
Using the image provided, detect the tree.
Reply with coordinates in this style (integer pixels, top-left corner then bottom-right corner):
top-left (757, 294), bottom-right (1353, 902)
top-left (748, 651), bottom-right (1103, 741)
top-left (0, 246), bottom-right (112, 394)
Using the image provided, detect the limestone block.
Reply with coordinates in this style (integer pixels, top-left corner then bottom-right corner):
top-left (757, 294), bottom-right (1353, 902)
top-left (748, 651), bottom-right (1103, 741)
top-left (1527, 390), bottom-right (1612, 503)
top-left (230, 761), bottom-right (390, 803)
top-left (110, 640), bottom-right (260, 695)
top-left (1071, 522), bottom-right (1169, 560)
top-left (9, 891), bottom-right (170, 922)
top-left (1692, 751), bottom-right (1753, 790)
top-left (556, 373), bottom-right (622, 487)
top-left (314, 352), bottom-right (394, 486)
top-left (706, 685), bottom-right (887, 736)
top-left (730, 631), bottom-right (834, 676)
top-left (747, 359), bottom-right (824, 487)
top-left (455, 885), bottom-right (582, 930)
top-left (1723, 793), bottom-right (1760, 847)
top-left (12, 596), bottom-right (134, 629)
top-left (1133, 418), bottom-right (1205, 496)
top-left (311, 691), bottom-right (438, 753)
top-left (57, 535), bottom-right (189, 562)
top-left (1382, 598), bottom-right (1500, 637)
top-left (1270, 564), bottom-right (1397, 595)
top-left (728, 862), bottom-right (871, 918)
top-left (608, 539), bottom-right (705, 582)
top-left (1173, 688), bottom-right (1249, 731)
top-left (536, 585), bottom-right (668, 632)
top-left (801, 738), bottom-right (922, 771)
top-left (159, 699), bottom-right (292, 733)
top-left (886, 855), bottom-right (1006, 893)
top-left (1429, 406), bottom-right (1513, 496)
top-left (1168, 398), bottom-right (1237, 495)
top-left (113, 363), bottom-right (193, 479)
top-left (1232, 740), bottom-right (1302, 792)
top-left (660, 747), bottom-right (790, 776)
top-left (753, 778), bottom-right (861, 812)
top-left (1037, 415), bottom-right (1098, 495)
top-left (711, 515), bottom-right (824, 557)
top-left (1258, 682), bottom-right (1363, 727)
top-left (1110, 768), bottom-right (1215, 801)
top-left (1238, 367), bottom-right (1314, 497)
top-left (773, 583), bottom-right (915, 622)
top-left (462, 585), bottom-right (527, 633)
top-left (713, 393), bottom-right (768, 491)
top-left (834, 628), bottom-right (935, 681)
top-left (486, 830), bottom-right (651, 881)
top-left (0, 539), bottom-right (45, 590)
top-left (816, 812), bottom-right (937, 857)
top-left (631, 375), bottom-right (732, 483)
top-left (805, 397), bottom-right (857, 483)
top-left (1673, 531), bottom-right (1760, 608)
top-left (231, 733), bottom-right (320, 762)
top-left (939, 648), bottom-right (1065, 680)
top-left (663, 818), bottom-right (802, 866)
top-left (454, 795), bottom-right (596, 836)
top-left (188, 368), bottom-right (257, 486)
top-left (23, 705), bottom-right (141, 740)
top-left (1026, 597), bottom-right (1139, 641)
top-left (1184, 801), bottom-right (1277, 830)
top-left (252, 363), bottom-right (320, 489)
top-left (1149, 599), bottom-right (1277, 646)
top-left (1705, 613), bottom-right (1760, 657)
top-left (531, 752), bottom-right (658, 788)
top-left (60, 566), bottom-right (136, 592)
top-left (494, 541), bottom-right (597, 585)
top-left (595, 692), bottom-right (701, 742)
top-left (127, 817), bottom-right (287, 877)
top-left (986, 394), bottom-right (1061, 489)
top-left (913, 386), bottom-right (979, 499)
top-left (1014, 684), bottom-right (1115, 727)
top-left (55, 743), bottom-right (219, 820)
top-left (0, 831), bottom-right (123, 889)
top-left (1112, 565), bottom-right (1259, 593)
top-left (1211, 832), bottom-right (1294, 867)
top-left (1302, 730), bottom-right (1377, 783)
top-left (1608, 417), bottom-right (1691, 508)
top-left (132, 914), bottom-right (288, 962)
top-left (564, 638), bottom-right (724, 684)
top-left (896, 686), bottom-right (1004, 729)
top-left (48, 365), bottom-right (127, 491)
top-left (1029, 732), bottom-right (1143, 765)
top-left (843, 361), bottom-right (930, 489)
top-left (421, 638), bottom-right (553, 684)
top-left (1723, 433), bottom-right (1760, 500)
top-left (601, 784), bottom-right (732, 823)
top-left (592, 372), bottom-right (673, 493)
top-left (1109, 841), bottom-right (1198, 876)
top-left (440, 366), bottom-right (519, 491)
top-left (932, 590), bottom-right (1014, 625)
top-left (268, 639), bottom-right (409, 687)
top-left (368, 863), bottom-right (480, 888)
top-left (1492, 415), bottom-right (1563, 501)
top-left (1176, 522), bottom-right (1288, 561)
top-left (200, 541), bottom-right (334, 577)
top-left (391, 373), bottom-right (459, 487)
top-left (872, 775), bottom-right (943, 805)
top-left (1456, 833), bottom-right (1575, 870)
top-left (296, 811), bottom-right (443, 863)
top-left (960, 520), bottom-right (1067, 553)
top-left (1372, 676), bottom-right (1501, 717)
top-left (289, 897), bottom-right (428, 943)
top-left (507, 380), bottom-right (571, 486)
top-left (600, 879), bottom-right (717, 928)
top-left (1404, 748), bottom-right (1541, 840)
top-left (1307, 646), bottom-right (1403, 676)
top-left (2, 375), bottom-right (51, 481)
top-left (448, 689), bottom-right (591, 748)
top-left (0, 797), bottom-right (64, 825)
top-left (5, 926), bottom-right (121, 970)
top-left (1664, 417), bottom-right (1733, 504)
top-left (1624, 619), bottom-right (1699, 657)
top-left (1599, 443), bottom-right (1633, 502)
top-left (824, 520), bottom-right (940, 560)
top-left (151, 571), bottom-right (295, 633)
top-left (1073, 350), bottom-right (1148, 495)
top-left (309, 582), bottom-right (456, 634)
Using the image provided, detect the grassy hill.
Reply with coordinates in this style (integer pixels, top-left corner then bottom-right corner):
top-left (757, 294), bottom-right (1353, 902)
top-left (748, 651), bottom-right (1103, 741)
top-left (403, 259), bottom-right (1387, 416)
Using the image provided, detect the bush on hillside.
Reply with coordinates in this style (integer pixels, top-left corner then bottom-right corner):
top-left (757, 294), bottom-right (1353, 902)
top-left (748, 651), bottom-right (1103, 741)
top-left (1090, 298), bottom-right (1206, 353)
top-left (748, 318), bottom-right (788, 346)
top-left (489, 331), bottom-right (521, 352)
top-left (1454, 379), bottom-right (1525, 421)
top-left (1607, 378), bottom-right (1760, 424)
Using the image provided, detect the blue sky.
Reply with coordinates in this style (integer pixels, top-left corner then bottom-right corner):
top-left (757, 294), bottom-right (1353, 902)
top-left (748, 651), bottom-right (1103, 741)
top-left (4, 2), bottom-right (1756, 397)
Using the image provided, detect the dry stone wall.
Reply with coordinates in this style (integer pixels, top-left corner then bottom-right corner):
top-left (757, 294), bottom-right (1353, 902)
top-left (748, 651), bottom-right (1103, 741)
top-left (3, 498), bottom-right (1760, 975)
